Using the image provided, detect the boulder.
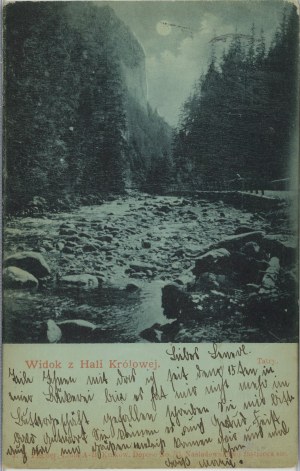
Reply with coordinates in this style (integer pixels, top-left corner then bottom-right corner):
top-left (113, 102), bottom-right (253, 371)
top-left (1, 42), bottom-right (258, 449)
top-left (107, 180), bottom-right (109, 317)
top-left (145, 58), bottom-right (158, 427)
top-left (59, 228), bottom-right (78, 237)
top-left (98, 235), bottom-right (113, 243)
top-left (193, 248), bottom-right (230, 277)
top-left (189, 272), bottom-right (221, 291)
top-left (3, 266), bottom-right (38, 289)
top-left (46, 319), bottom-right (62, 343)
top-left (259, 257), bottom-right (280, 294)
top-left (59, 274), bottom-right (99, 289)
top-left (60, 222), bottom-right (76, 229)
top-left (142, 240), bottom-right (151, 249)
top-left (65, 234), bottom-right (81, 243)
top-left (262, 236), bottom-right (297, 265)
top-left (162, 283), bottom-right (195, 319)
top-left (214, 231), bottom-right (264, 251)
top-left (82, 244), bottom-right (98, 252)
top-left (173, 248), bottom-right (185, 258)
top-left (125, 283), bottom-right (140, 292)
top-left (192, 232), bottom-right (265, 260)
top-left (229, 252), bottom-right (263, 285)
top-left (62, 246), bottom-right (74, 254)
top-left (4, 251), bottom-right (50, 278)
top-left (129, 262), bottom-right (156, 273)
top-left (64, 240), bottom-right (78, 249)
top-left (240, 241), bottom-right (261, 258)
top-left (78, 231), bottom-right (90, 238)
top-left (156, 204), bottom-right (171, 213)
top-left (42, 241), bottom-right (53, 251)
top-left (140, 321), bottom-right (180, 343)
top-left (56, 242), bottom-right (65, 251)
top-left (47, 319), bottom-right (99, 342)
top-left (139, 323), bottom-right (162, 342)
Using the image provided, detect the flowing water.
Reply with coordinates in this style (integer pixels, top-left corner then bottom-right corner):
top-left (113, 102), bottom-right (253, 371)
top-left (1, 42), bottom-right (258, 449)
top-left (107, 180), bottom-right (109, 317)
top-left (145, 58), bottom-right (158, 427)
top-left (3, 193), bottom-right (270, 343)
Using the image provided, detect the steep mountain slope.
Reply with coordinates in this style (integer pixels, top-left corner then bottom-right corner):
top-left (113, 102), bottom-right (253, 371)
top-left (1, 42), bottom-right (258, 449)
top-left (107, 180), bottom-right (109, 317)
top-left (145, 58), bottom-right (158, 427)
top-left (4, 2), bottom-right (172, 212)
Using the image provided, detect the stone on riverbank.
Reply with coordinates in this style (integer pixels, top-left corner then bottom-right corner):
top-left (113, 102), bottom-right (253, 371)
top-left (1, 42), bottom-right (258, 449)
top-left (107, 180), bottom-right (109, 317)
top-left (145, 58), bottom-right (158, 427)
top-left (212, 231), bottom-right (265, 251)
top-left (127, 262), bottom-right (156, 278)
top-left (58, 274), bottom-right (99, 289)
top-left (162, 228), bottom-right (295, 329)
top-left (161, 283), bottom-right (195, 318)
top-left (193, 248), bottom-right (230, 276)
top-left (140, 320), bottom-right (180, 343)
top-left (125, 283), bottom-right (140, 292)
top-left (46, 319), bottom-right (62, 343)
top-left (259, 257), bottom-right (280, 294)
top-left (262, 235), bottom-right (296, 265)
top-left (4, 251), bottom-right (51, 278)
top-left (3, 266), bottom-right (38, 289)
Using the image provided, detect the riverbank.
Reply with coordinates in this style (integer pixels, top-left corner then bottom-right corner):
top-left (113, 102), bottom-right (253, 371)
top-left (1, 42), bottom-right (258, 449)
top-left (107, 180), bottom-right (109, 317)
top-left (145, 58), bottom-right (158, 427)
top-left (3, 193), bottom-right (297, 343)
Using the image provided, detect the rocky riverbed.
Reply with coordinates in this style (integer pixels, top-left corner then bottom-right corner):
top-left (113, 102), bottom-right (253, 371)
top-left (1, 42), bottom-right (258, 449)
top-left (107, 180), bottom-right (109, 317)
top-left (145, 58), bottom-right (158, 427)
top-left (3, 192), bottom-right (298, 343)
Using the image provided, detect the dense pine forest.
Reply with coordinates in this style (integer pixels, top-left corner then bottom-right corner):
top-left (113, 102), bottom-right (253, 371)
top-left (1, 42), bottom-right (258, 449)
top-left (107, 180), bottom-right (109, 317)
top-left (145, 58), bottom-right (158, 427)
top-left (173, 5), bottom-right (298, 190)
top-left (3, 2), bottom-right (298, 213)
top-left (4, 2), bottom-right (172, 212)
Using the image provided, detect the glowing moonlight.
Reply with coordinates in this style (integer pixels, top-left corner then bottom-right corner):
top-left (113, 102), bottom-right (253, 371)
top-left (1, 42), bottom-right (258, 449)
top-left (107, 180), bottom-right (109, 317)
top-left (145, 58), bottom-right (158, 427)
top-left (156, 20), bottom-right (172, 36)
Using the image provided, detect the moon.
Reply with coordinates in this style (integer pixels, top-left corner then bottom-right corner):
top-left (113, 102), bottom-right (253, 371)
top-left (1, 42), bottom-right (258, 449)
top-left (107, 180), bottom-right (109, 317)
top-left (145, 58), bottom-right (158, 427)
top-left (156, 20), bottom-right (172, 36)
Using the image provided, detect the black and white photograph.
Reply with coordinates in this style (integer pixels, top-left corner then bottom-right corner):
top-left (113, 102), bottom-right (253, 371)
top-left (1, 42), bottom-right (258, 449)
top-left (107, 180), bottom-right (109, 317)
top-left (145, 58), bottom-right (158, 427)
top-left (3, 0), bottom-right (299, 344)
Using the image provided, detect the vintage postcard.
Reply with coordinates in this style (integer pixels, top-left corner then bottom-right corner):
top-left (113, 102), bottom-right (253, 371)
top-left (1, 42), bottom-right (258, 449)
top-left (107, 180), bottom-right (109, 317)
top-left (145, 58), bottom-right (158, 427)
top-left (2, 0), bottom-right (299, 468)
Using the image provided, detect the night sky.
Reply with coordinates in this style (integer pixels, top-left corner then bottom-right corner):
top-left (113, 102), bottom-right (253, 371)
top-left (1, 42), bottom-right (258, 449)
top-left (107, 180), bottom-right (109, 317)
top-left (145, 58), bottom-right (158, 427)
top-left (105, 1), bottom-right (286, 126)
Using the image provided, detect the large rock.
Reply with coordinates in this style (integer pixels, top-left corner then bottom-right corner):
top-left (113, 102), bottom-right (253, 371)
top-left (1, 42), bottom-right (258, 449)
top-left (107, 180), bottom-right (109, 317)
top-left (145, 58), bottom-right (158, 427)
top-left (140, 321), bottom-right (180, 343)
top-left (193, 248), bottom-right (230, 277)
top-left (60, 223), bottom-right (76, 231)
top-left (60, 227), bottom-right (78, 237)
top-left (214, 231), bottom-right (265, 251)
top-left (259, 257), bottom-right (280, 294)
top-left (46, 319), bottom-right (62, 343)
top-left (125, 283), bottom-right (140, 292)
top-left (189, 272), bottom-right (226, 291)
top-left (229, 252), bottom-right (266, 285)
top-left (98, 235), bottom-right (113, 243)
top-left (129, 262), bottom-right (156, 273)
top-left (192, 232), bottom-right (265, 260)
top-left (240, 241), bottom-right (261, 258)
top-left (162, 283), bottom-right (194, 319)
top-left (3, 266), bottom-right (38, 289)
top-left (139, 323), bottom-right (163, 342)
top-left (82, 244), bottom-right (99, 252)
top-left (4, 252), bottom-right (50, 278)
top-left (59, 274), bottom-right (99, 289)
top-left (46, 319), bottom-right (98, 342)
top-left (156, 204), bottom-right (171, 213)
top-left (262, 236), bottom-right (297, 265)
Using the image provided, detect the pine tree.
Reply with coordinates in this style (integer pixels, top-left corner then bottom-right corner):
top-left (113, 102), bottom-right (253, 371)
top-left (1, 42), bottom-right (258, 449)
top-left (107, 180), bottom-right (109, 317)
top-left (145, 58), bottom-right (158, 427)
top-left (172, 4), bottom-right (298, 190)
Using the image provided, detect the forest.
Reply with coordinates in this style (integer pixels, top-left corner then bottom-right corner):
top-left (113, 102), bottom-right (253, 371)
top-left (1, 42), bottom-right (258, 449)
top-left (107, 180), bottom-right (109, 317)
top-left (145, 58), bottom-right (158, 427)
top-left (4, 2), bottom-right (171, 212)
top-left (173, 5), bottom-right (298, 190)
top-left (3, 3), bottom-right (299, 213)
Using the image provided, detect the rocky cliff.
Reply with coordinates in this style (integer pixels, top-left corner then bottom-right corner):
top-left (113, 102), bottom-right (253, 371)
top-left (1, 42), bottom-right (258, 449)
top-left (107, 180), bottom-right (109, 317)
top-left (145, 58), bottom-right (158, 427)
top-left (4, 2), bottom-right (171, 212)
top-left (65, 4), bottom-right (148, 110)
